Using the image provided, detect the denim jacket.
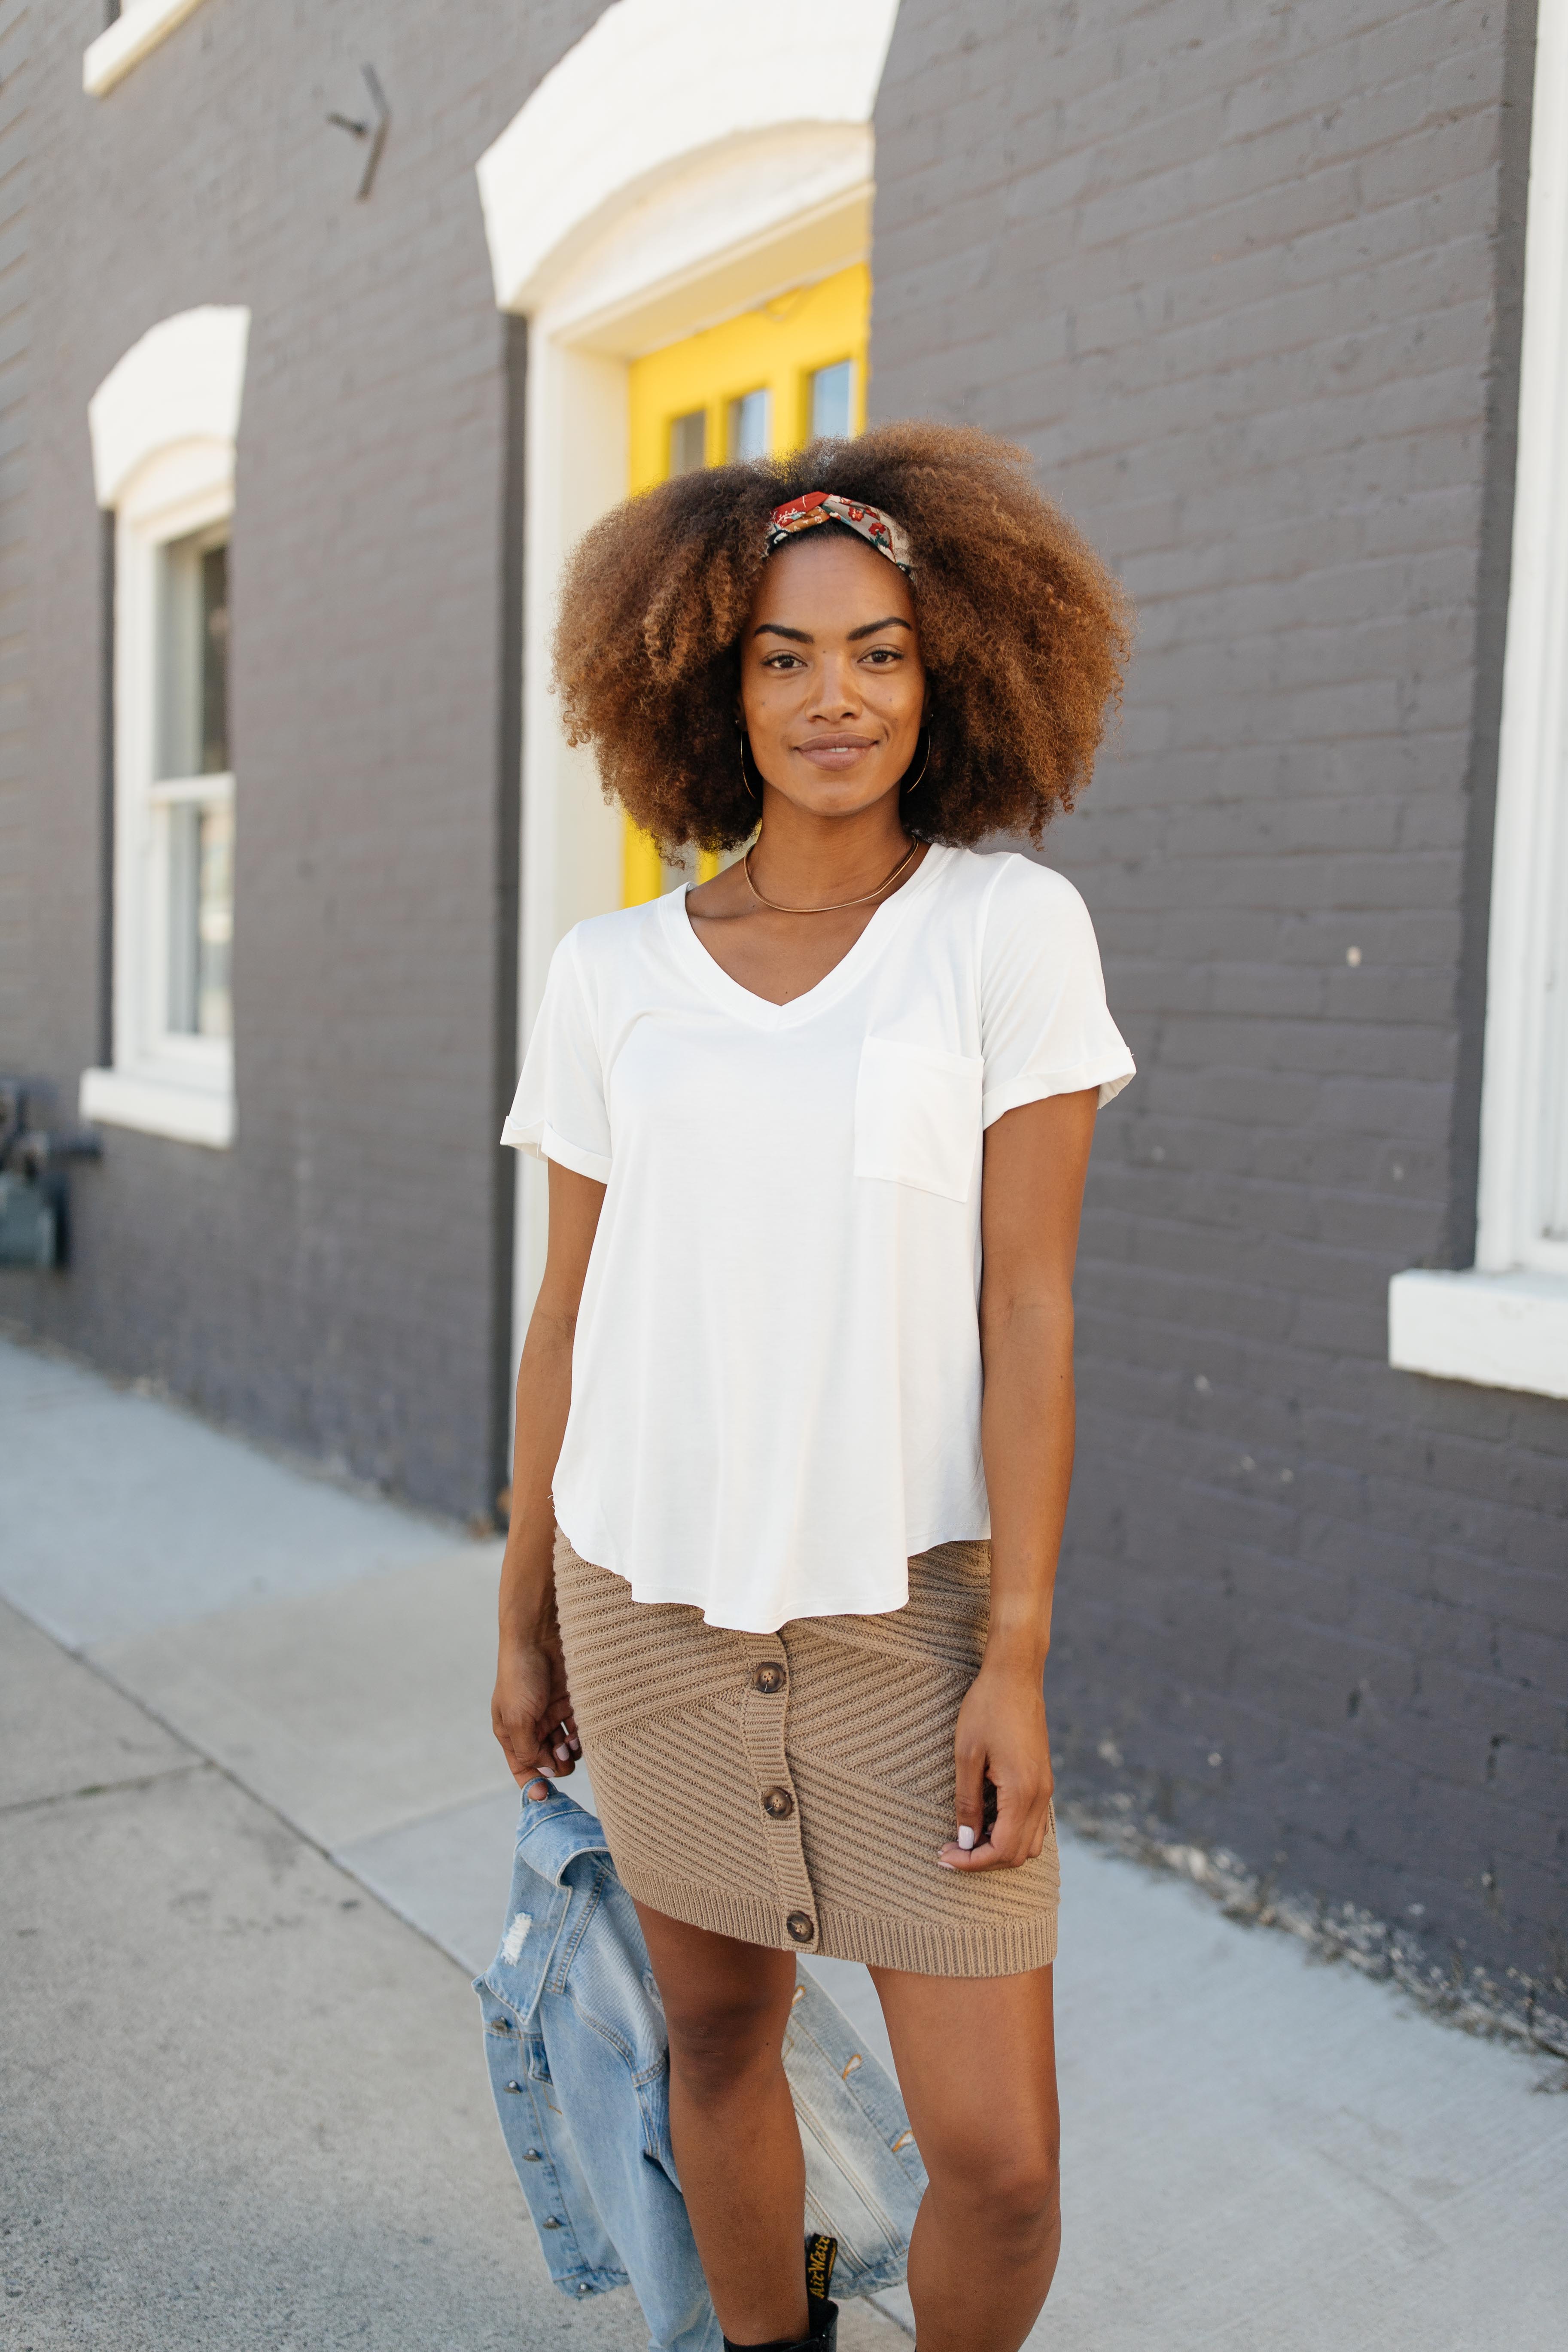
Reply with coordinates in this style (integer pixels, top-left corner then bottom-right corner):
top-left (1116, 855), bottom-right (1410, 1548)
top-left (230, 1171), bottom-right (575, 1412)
top-left (475, 1783), bottom-right (925, 2351)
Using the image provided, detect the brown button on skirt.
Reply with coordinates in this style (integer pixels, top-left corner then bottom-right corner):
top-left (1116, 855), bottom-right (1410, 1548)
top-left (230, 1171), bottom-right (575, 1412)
top-left (553, 1530), bottom-right (1059, 1978)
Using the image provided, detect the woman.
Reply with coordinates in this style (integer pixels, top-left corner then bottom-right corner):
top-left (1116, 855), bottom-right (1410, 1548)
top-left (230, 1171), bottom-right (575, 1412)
top-left (493, 423), bottom-right (1133, 2352)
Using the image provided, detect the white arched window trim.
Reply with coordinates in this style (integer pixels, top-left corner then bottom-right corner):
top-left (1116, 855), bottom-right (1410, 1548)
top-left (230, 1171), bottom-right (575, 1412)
top-left (80, 307), bottom-right (248, 1151)
top-left (84, 0), bottom-right (212, 98)
top-left (1388, 3), bottom-right (1568, 1401)
top-left (475, 0), bottom-right (899, 1342)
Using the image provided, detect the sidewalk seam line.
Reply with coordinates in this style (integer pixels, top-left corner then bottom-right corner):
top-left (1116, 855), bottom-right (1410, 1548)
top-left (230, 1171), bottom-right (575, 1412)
top-left (0, 1759), bottom-right (209, 1817)
top-left (42, 1625), bottom-right (484, 1979)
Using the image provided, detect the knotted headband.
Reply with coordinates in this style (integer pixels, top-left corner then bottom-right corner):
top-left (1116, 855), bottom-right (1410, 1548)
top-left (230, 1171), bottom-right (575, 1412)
top-left (765, 490), bottom-right (915, 578)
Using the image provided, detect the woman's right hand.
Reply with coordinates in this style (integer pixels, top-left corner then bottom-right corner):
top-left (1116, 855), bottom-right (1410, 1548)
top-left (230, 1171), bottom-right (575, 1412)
top-left (493, 1625), bottom-right (581, 1794)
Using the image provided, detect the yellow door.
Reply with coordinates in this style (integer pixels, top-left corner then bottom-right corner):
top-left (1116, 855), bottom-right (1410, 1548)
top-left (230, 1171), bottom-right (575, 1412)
top-left (621, 262), bottom-right (871, 906)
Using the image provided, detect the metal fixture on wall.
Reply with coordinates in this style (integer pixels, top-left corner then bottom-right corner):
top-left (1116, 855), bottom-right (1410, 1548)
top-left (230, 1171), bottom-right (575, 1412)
top-left (0, 1082), bottom-right (101, 1271)
top-left (327, 64), bottom-right (390, 200)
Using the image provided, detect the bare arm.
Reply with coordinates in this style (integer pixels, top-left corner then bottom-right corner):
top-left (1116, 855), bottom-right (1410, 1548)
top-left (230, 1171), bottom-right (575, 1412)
top-left (491, 1158), bottom-right (605, 1792)
top-left (942, 1086), bottom-right (1099, 1871)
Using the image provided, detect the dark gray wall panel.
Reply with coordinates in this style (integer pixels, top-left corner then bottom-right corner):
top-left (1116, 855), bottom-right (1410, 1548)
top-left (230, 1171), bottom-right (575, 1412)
top-left (4, 0), bottom-right (600, 1513)
top-left (0, 0), bottom-right (31, 1083)
top-left (871, 0), bottom-right (1565, 2004)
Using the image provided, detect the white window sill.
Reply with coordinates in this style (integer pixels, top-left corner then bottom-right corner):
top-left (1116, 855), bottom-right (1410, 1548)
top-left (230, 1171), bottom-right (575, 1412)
top-left (1388, 1268), bottom-right (1568, 1401)
top-left (84, 0), bottom-right (210, 97)
top-left (79, 1066), bottom-right (233, 1150)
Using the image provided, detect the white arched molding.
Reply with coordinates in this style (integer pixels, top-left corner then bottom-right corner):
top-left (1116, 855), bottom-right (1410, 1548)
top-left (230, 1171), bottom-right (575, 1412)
top-left (83, 0), bottom-right (213, 98)
top-left (88, 306), bottom-right (249, 511)
top-left (477, 0), bottom-right (897, 316)
top-left (476, 0), bottom-right (898, 1342)
top-left (80, 307), bottom-right (250, 1151)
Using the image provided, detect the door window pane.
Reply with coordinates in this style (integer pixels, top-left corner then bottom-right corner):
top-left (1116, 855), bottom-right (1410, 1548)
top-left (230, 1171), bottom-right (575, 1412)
top-left (809, 360), bottom-right (854, 440)
top-left (157, 527), bottom-right (230, 778)
top-left (727, 388), bottom-right (771, 461)
top-left (167, 800), bottom-right (233, 1039)
top-left (201, 542), bottom-right (229, 773)
top-left (669, 409), bottom-right (706, 474)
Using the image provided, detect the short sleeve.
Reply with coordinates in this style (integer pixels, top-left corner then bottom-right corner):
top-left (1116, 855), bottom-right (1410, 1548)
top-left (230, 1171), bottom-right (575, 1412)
top-left (501, 929), bottom-right (613, 1182)
top-left (979, 858), bottom-right (1135, 1126)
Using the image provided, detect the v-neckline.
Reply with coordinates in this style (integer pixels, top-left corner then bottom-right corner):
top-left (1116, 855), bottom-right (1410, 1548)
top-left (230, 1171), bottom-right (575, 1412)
top-left (668, 843), bottom-right (954, 1030)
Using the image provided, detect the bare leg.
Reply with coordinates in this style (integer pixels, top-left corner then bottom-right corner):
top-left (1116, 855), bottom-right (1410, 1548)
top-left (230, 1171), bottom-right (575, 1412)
top-left (871, 1961), bottom-right (1060, 2352)
top-left (636, 1905), bottom-right (810, 2345)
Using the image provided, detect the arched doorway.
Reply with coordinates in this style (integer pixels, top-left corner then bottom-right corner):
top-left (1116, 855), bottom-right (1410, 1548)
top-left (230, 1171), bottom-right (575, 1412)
top-left (475, 0), bottom-right (900, 1327)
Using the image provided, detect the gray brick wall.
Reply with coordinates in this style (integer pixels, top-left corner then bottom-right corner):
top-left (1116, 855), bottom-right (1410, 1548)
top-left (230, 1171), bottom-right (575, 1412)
top-left (0, 0), bottom-right (30, 1074)
top-left (4, 0), bottom-right (599, 1513)
top-left (871, 0), bottom-right (1566, 2004)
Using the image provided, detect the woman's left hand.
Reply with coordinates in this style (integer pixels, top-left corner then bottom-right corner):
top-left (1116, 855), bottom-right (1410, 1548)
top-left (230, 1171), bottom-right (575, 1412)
top-left (939, 1662), bottom-right (1054, 1870)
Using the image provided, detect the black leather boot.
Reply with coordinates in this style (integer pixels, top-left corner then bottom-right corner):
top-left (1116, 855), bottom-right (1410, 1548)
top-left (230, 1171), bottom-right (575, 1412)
top-left (721, 2233), bottom-right (839, 2351)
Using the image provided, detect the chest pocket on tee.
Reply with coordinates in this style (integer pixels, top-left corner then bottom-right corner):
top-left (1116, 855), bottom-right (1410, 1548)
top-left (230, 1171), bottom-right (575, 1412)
top-left (854, 1037), bottom-right (984, 1203)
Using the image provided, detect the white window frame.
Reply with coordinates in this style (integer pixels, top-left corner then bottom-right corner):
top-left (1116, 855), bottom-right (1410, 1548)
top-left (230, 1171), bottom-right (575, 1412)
top-left (84, 0), bottom-right (212, 97)
top-left (114, 451), bottom-right (234, 1104)
top-left (1389, 3), bottom-right (1568, 1401)
top-left (81, 307), bottom-right (247, 1151)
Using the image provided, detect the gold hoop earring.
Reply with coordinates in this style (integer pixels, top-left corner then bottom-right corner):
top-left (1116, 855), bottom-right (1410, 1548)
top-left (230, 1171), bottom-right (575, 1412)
top-left (738, 735), bottom-right (759, 803)
top-left (900, 728), bottom-right (932, 796)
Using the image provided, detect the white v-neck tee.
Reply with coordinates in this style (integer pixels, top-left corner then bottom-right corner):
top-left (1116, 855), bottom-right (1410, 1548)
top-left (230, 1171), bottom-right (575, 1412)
top-left (503, 843), bottom-right (1134, 1633)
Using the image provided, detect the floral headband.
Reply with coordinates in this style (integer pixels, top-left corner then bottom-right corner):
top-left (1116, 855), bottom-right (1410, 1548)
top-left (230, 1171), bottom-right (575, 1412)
top-left (765, 490), bottom-right (915, 578)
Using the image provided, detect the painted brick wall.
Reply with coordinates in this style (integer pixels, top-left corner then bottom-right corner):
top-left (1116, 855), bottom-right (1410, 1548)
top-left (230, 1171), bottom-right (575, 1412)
top-left (0, 0), bottom-right (30, 1075)
top-left (5, 0), bottom-right (600, 1513)
top-left (871, 0), bottom-right (1566, 2004)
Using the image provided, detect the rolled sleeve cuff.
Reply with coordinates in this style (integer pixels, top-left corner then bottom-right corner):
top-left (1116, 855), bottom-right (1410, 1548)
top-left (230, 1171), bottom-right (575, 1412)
top-left (499, 1117), bottom-right (612, 1183)
top-left (982, 1053), bottom-right (1136, 1127)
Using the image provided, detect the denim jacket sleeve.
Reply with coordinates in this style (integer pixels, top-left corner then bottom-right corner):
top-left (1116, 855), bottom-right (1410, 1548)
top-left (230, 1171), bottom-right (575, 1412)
top-left (477, 1785), bottom-right (924, 2342)
top-left (476, 1788), bottom-right (719, 2352)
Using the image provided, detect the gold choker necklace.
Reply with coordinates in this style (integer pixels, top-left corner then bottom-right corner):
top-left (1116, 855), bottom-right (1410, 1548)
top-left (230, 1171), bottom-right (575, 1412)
top-left (742, 837), bottom-right (922, 916)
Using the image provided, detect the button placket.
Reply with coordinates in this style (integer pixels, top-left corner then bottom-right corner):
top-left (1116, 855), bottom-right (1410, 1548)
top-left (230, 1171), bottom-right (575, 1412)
top-left (738, 1631), bottom-right (816, 1946)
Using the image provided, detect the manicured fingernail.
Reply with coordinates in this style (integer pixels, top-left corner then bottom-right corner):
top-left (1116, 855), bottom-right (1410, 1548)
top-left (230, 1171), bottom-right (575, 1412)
top-left (554, 1743), bottom-right (569, 1762)
top-left (937, 1859), bottom-right (956, 1870)
top-left (568, 1736), bottom-right (582, 1753)
top-left (958, 1825), bottom-right (976, 1851)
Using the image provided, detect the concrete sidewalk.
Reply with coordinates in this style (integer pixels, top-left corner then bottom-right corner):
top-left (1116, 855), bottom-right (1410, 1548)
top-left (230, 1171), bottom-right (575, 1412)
top-left (2, 1333), bottom-right (1564, 2350)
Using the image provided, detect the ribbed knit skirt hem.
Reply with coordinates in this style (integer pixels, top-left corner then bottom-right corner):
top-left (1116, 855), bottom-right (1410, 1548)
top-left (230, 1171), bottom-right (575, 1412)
top-left (554, 1531), bottom-right (1059, 1980)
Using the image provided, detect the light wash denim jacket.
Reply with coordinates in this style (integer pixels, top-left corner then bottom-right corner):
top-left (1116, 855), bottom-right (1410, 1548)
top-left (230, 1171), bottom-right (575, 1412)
top-left (475, 1783), bottom-right (925, 2352)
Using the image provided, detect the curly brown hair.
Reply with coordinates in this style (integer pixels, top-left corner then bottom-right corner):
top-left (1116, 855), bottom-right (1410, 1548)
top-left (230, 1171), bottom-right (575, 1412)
top-left (552, 420), bottom-right (1131, 852)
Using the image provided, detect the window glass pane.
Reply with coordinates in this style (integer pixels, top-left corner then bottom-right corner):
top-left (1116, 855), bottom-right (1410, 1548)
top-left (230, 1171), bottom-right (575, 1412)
top-left (726, 388), bottom-right (771, 462)
top-left (157, 528), bottom-right (230, 779)
top-left (810, 360), bottom-right (854, 440)
top-left (201, 542), bottom-right (229, 773)
top-left (669, 409), bottom-right (706, 475)
top-left (167, 800), bottom-right (233, 1038)
top-left (166, 803), bottom-right (198, 1033)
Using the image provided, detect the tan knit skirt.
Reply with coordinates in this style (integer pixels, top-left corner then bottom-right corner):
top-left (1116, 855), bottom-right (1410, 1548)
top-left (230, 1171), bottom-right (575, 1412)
top-left (553, 1530), bottom-right (1059, 1978)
